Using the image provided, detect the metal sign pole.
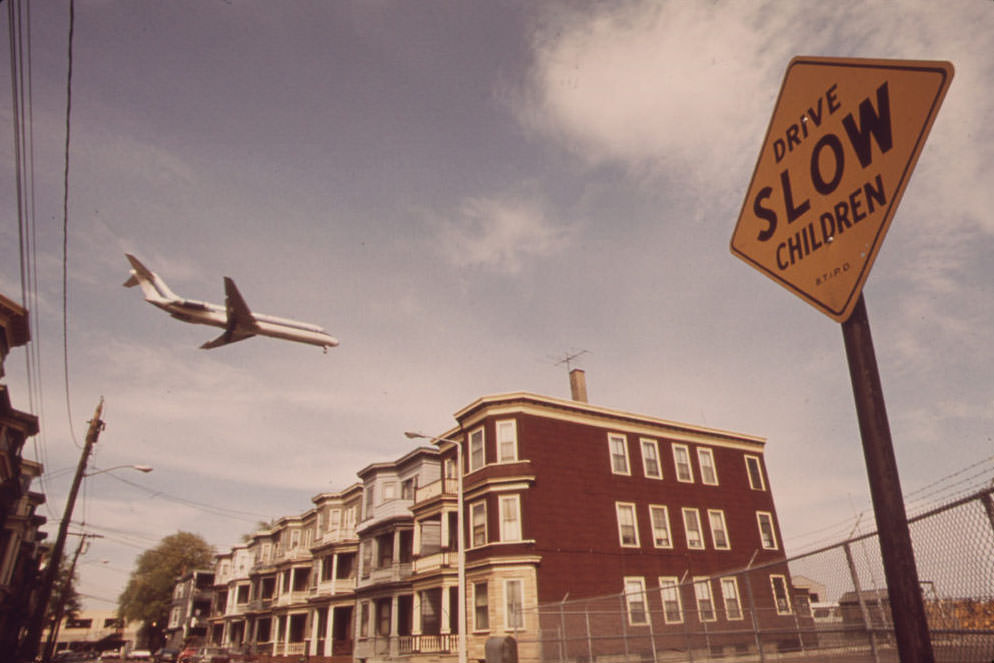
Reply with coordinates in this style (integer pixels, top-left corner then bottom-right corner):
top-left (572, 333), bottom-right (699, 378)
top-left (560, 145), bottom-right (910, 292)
top-left (841, 295), bottom-right (934, 663)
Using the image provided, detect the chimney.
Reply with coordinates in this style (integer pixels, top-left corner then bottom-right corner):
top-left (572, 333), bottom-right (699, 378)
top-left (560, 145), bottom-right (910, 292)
top-left (569, 368), bottom-right (588, 403)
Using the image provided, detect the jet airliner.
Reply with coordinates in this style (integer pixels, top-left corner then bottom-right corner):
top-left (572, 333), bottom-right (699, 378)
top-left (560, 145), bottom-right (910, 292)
top-left (123, 254), bottom-right (339, 351)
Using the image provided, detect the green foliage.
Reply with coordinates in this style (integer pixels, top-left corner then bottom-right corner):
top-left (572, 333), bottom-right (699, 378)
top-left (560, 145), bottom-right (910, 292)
top-left (47, 559), bottom-right (81, 625)
top-left (117, 531), bottom-right (214, 638)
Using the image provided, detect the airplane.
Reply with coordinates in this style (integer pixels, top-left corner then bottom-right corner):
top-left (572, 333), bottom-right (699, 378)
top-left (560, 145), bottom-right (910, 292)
top-left (123, 253), bottom-right (339, 351)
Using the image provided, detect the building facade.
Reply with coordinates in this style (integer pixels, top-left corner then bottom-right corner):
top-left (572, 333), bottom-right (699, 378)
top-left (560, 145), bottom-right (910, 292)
top-left (193, 376), bottom-right (798, 662)
top-left (165, 569), bottom-right (215, 650)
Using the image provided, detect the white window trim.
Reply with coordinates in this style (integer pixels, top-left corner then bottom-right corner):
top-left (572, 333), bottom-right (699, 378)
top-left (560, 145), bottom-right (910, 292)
top-left (608, 433), bottom-right (631, 476)
top-left (496, 419), bottom-right (518, 463)
top-left (623, 576), bottom-right (650, 626)
top-left (682, 507), bottom-right (705, 550)
top-left (616, 502), bottom-right (640, 548)
top-left (649, 505), bottom-right (673, 549)
top-left (640, 438), bottom-right (663, 479)
top-left (770, 574), bottom-right (792, 615)
top-left (673, 443), bottom-right (695, 483)
top-left (473, 581), bottom-right (490, 633)
top-left (693, 578), bottom-right (717, 623)
top-left (745, 455), bottom-right (766, 491)
top-left (707, 509), bottom-right (731, 550)
top-left (469, 427), bottom-right (486, 473)
top-left (698, 447), bottom-right (718, 486)
top-left (720, 577), bottom-right (744, 621)
top-left (757, 511), bottom-right (778, 550)
top-left (499, 494), bottom-right (522, 542)
top-left (659, 577), bottom-right (684, 624)
top-left (470, 500), bottom-right (488, 548)
top-left (504, 579), bottom-right (525, 631)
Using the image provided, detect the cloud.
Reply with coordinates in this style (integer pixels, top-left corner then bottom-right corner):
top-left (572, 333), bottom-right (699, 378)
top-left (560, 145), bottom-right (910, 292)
top-left (434, 193), bottom-right (568, 274)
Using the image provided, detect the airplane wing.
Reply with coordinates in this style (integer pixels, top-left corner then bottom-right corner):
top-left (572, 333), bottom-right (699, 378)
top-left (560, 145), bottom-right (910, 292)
top-left (198, 278), bottom-right (260, 350)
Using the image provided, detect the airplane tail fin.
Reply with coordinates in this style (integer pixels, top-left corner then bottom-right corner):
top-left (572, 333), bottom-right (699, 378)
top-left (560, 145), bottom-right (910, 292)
top-left (123, 253), bottom-right (179, 302)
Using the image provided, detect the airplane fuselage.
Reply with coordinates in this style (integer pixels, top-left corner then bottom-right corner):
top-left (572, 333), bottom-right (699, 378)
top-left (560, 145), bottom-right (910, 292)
top-left (125, 254), bottom-right (339, 350)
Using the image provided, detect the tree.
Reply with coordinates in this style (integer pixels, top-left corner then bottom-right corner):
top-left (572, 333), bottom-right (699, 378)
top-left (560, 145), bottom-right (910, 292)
top-left (118, 532), bottom-right (214, 650)
top-left (46, 558), bottom-right (82, 629)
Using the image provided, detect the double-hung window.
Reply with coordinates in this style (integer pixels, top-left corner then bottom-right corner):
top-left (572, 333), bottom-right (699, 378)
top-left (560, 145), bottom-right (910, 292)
top-left (469, 428), bottom-right (485, 472)
top-left (505, 579), bottom-right (524, 630)
top-left (770, 575), bottom-right (792, 614)
top-left (659, 577), bottom-right (684, 623)
top-left (499, 494), bottom-right (522, 541)
top-left (497, 420), bottom-right (517, 462)
top-left (694, 578), bottom-right (716, 622)
top-left (682, 507), bottom-right (705, 550)
top-left (708, 509), bottom-right (730, 550)
top-left (474, 582), bottom-right (489, 631)
top-left (471, 501), bottom-right (487, 547)
top-left (721, 577), bottom-right (743, 620)
top-left (641, 438), bottom-right (662, 479)
top-left (698, 448), bottom-right (718, 485)
top-left (649, 505), bottom-right (673, 548)
top-left (624, 577), bottom-right (649, 625)
top-left (745, 455), bottom-right (766, 490)
top-left (757, 512), bottom-right (778, 550)
top-left (616, 502), bottom-right (640, 547)
top-left (673, 444), bottom-right (694, 482)
top-left (609, 433), bottom-right (631, 475)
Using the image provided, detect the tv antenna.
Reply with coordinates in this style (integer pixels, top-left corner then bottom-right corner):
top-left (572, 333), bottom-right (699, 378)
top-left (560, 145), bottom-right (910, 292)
top-left (553, 349), bottom-right (589, 371)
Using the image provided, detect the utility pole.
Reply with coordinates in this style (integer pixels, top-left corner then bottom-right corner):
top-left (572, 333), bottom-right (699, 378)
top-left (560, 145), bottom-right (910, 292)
top-left (42, 532), bottom-right (103, 661)
top-left (20, 398), bottom-right (104, 663)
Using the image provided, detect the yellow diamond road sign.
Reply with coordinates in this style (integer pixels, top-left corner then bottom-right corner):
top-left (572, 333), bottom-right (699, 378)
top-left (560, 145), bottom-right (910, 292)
top-left (731, 56), bottom-right (953, 322)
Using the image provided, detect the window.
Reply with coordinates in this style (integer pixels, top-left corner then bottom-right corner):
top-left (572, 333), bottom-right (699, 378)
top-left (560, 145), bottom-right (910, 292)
top-left (169, 607), bottom-right (182, 628)
top-left (499, 495), bottom-right (522, 541)
top-left (364, 486), bottom-right (374, 518)
top-left (694, 578), bottom-right (716, 622)
top-left (640, 439), bottom-right (662, 479)
top-left (745, 455), bottom-right (766, 490)
top-left (383, 481), bottom-right (397, 501)
top-left (444, 458), bottom-right (456, 480)
top-left (708, 509), bottom-right (730, 550)
top-left (471, 501), bottom-right (487, 547)
top-left (659, 577), bottom-right (683, 624)
top-left (624, 577), bottom-right (649, 625)
top-left (721, 578), bottom-right (743, 620)
top-left (497, 420), bottom-right (517, 462)
top-left (682, 508), bottom-right (704, 550)
top-left (616, 502), bottom-right (640, 547)
top-left (401, 477), bottom-right (416, 500)
top-left (649, 505), bottom-right (673, 548)
top-left (673, 444), bottom-right (694, 482)
top-left (361, 541), bottom-right (372, 578)
top-left (474, 582), bottom-right (489, 630)
top-left (757, 512), bottom-right (778, 550)
top-left (505, 579), bottom-right (524, 630)
top-left (698, 448), bottom-right (718, 485)
top-left (770, 575), bottom-right (792, 614)
top-left (469, 427), bottom-right (485, 471)
top-left (608, 433), bottom-right (631, 475)
top-left (329, 509), bottom-right (341, 534)
top-left (360, 601), bottom-right (370, 637)
top-left (377, 598), bottom-right (392, 636)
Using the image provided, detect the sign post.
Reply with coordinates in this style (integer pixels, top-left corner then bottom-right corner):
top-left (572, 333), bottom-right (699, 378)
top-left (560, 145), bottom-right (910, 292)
top-left (731, 56), bottom-right (953, 663)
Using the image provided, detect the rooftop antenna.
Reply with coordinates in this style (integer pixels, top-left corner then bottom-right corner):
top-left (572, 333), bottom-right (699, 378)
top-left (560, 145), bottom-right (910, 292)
top-left (553, 349), bottom-right (590, 402)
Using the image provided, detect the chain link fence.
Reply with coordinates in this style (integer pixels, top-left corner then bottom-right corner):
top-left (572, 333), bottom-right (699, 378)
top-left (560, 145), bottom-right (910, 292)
top-left (516, 487), bottom-right (994, 662)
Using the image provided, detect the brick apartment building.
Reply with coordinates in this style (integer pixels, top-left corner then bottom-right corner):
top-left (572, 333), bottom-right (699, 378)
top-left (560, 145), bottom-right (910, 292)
top-left (192, 370), bottom-right (799, 662)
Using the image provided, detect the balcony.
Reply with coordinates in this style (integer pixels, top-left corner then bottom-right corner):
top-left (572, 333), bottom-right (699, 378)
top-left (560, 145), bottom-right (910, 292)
top-left (412, 633), bottom-right (456, 653)
top-left (413, 551), bottom-right (456, 574)
top-left (415, 478), bottom-right (455, 503)
top-left (358, 561), bottom-right (413, 588)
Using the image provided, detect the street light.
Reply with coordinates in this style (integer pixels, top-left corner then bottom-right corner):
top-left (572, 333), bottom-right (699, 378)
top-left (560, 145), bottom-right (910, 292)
top-left (405, 431), bottom-right (466, 663)
top-left (84, 464), bottom-right (153, 477)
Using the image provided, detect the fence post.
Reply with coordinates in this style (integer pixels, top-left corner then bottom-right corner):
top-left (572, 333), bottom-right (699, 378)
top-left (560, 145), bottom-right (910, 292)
top-left (584, 605), bottom-right (593, 663)
top-left (742, 560), bottom-right (765, 662)
top-left (843, 542), bottom-right (880, 663)
top-left (560, 600), bottom-right (567, 663)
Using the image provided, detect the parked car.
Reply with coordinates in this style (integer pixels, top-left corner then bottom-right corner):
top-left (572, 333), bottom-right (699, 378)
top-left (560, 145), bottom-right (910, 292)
top-left (128, 651), bottom-right (153, 661)
top-left (154, 649), bottom-right (179, 662)
top-left (193, 648), bottom-right (229, 663)
top-left (177, 646), bottom-right (198, 663)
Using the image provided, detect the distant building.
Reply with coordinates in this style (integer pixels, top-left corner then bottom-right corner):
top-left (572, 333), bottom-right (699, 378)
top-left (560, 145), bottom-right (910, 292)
top-left (41, 609), bottom-right (141, 655)
top-left (194, 370), bottom-right (799, 662)
top-left (164, 569), bottom-right (215, 650)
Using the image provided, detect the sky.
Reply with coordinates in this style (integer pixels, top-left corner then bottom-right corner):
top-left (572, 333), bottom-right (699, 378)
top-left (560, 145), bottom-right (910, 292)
top-left (2, 0), bottom-right (993, 611)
